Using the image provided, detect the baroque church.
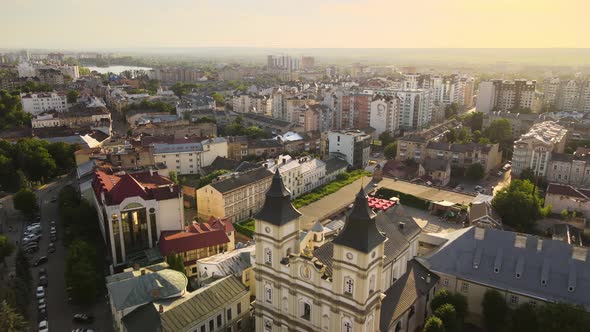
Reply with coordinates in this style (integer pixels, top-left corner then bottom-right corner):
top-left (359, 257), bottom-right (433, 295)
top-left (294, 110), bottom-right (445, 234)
top-left (254, 170), bottom-right (438, 331)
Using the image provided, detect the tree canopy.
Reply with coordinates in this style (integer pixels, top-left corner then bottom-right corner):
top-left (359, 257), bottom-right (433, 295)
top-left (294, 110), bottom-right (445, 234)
top-left (434, 303), bottom-right (460, 332)
top-left (65, 240), bottom-right (99, 304)
top-left (466, 163), bottom-right (485, 181)
top-left (384, 142), bottom-right (397, 159)
top-left (0, 300), bottom-right (28, 332)
top-left (482, 289), bottom-right (509, 332)
top-left (0, 235), bottom-right (15, 266)
top-left (422, 316), bottom-right (445, 332)
top-left (0, 90), bottom-right (31, 130)
top-left (378, 131), bottom-right (394, 146)
top-left (492, 179), bottom-right (548, 232)
top-left (13, 188), bottom-right (37, 217)
top-left (430, 289), bottom-right (468, 322)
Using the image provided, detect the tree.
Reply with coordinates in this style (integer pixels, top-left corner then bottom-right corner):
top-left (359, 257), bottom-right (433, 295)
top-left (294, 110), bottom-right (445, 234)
top-left (65, 240), bottom-right (98, 304)
top-left (510, 303), bottom-right (538, 332)
top-left (445, 103), bottom-right (460, 119)
top-left (384, 142), bottom-right (397, 159)
top-left (166, 253), bottom-right (185, 275)
top-left (464, 112), bottom-right (484, 131)
top-left (244, 126), bottom-right (270, 139)
top-left (211, 92), bottom-right (224, 106)
top-left (0, 235), bottom-right (15, 266)
top-left (492, 179), bottom-right (544, 232)
top-left (456, 127), bottom-right (470, 143)
top-left (378, 132), bottom-right (394, 146)
top-left (422, 316), bottom-right (445, 332)
top-left (47, 142), bottom-right (77, 173)
top-left (519, 167), bottom-right (536, 183)
top-left (445, 128), bottom-right (457, 143)
top-left (13, 188), bottom-right (37, 217)
top-left (0, 300), bottom-right (28, 332)
top-left (430, 289), bottom-right (468, 320)
top-left (66, 90), bottom-right (80, 104)
top-left (14, 139), bottom-right (57, 182)
top-left (484, 119), bottom-right (512, 144)
top-left (0, 90), bottom-right (31, 130)
top-left (466, 163), bottom-right (485, 181)
top-left (434, 303), bottom-right (460, 332)
top-left (482, 289), bottom-right (509, 332)
top-left (537, 302), bottom-right (590, 332)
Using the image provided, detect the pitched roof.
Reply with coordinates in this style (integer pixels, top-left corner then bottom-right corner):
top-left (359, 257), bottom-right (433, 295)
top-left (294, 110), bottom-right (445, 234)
top-left (122, 303), bottom-right (162, 332)
top-left (209, 167), bottom-right (273, 194)
top-left (158, 230), bottom-right (230, 260)
top-left (255, 169), bottom-right (302, 226)
top-left (332, 188), bottom-right (386, 253)
top-left (379, 260), bottom-right (439, 331)
top-left (421, 158), bottom-right (450, 172)
top-left (419, 227), bottom-right (590, 310)
top-left (93, 170), bottom-right (179, 205)
top-left (325, 158), bottom-right (349, 174)
top-left (159, 276), bottom-right (248, 332)
top-left (546, 183), bottom-right (590, 200)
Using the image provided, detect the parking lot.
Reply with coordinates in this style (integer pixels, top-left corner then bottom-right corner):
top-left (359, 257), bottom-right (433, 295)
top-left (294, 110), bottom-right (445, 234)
top-left (3, 178), bottom-right (113, 332)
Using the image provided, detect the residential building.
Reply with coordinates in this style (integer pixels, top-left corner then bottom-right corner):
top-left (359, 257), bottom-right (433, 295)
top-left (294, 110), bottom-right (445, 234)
top-left (158, 218), bottom-right (235, 277)
top-left (482, 111), bottom-right (541, 138)
top-left (324, 157), bottom-right (349, 182)
top-left (149, 67), bottom-right (209, 83)
top-left (395, 89), bottom-right (433, 130)
top-left (151, 137), bottom-right (228, 175)
top-left (241, 112), bottom-right (301, 135)
top-left (20, 92), bottom-right (67, 115)
top-left (232, 93), bottom-right (272, 115)
top-left (196, 244), bottom-right (256, 293)
top-left (469, 199), bottom-right (502, 229)
top-left (512, 121), bottom-right (568, 176)
top-left (92, 169), bottom-right (184, 267)
top-left (196, 167), bottom-right (273, 222)
top-left (300, 56), bottom-right (315, 70)
top-left (267, 55), bottom-right (300, 71)
top-left (542, 79), bottom-right (590, 112)
top-left (476, 79), bottom-right (537, 112)
top-left (547, 152), bottom-right (590, 187)
top-left (328, 130), bottom-right (371, 169)
top-left (176, 94), bottom-right (216, 117)
top-left (254, 171), bottom-right (435, 332)
top-left (419, 227), bottom-right (590, 319)
top-left (262, 155), bottom-right (302, 197)
top-left (247, 139), bottom-right (284, 158)
top-left (544, 183), bottom-right (590, 216)
top-left (36, 68), bottom-right (64, 85)
top-left (106, 263), bottom-right (251, 332)
top-left (418, 159), bottom-right (451, 186)
top-left (299, 157), bottom-right (326, 194)
top-left (369, 95), bottom-right (400, 136)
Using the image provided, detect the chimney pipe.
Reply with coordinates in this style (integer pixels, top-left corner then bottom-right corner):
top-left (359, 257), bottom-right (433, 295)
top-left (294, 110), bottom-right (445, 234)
top-left (140, 269), bottom-right (146, 275)
top-left (159, 304), bottom-right (164, 313)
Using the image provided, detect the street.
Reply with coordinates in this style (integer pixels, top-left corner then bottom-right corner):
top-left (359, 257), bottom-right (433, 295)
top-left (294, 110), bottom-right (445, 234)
top-left (3, 177), bottom-right (113, 332)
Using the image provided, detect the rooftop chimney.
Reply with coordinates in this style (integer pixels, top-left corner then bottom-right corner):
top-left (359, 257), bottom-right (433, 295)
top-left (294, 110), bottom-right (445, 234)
top-left (572, 246), bottom-right (588, 261)
top-left (537, 238), bottom-right (543, 252)
top-left (132, 263), bottom-right (140, 271)
top-left (514, 234), bottom-right (527, 248)
top-left (158, 304), bottom-right (164, 313)
top-left (140, 269), bottom-right (146, 275)
top-left (474, 227), bottom-right (485, 240)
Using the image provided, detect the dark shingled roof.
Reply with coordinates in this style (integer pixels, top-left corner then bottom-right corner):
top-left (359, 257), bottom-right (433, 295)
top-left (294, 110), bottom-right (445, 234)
top-left (421, 158), bottom-right (450, 172)
top-left (210, 167), bottom-right (273, 194)
top-left (325, 158), bottom-right (349, 174)
top-left (255, 169), bottom-right (302, 226)
top-left (379, 260), bottom-right (439, 331)
top-left (546, 183), bottom-right (590, 200)
top-left (332, 188), bottom-right (386, 253)
top-left (122, 303), bottom-right (161, 332)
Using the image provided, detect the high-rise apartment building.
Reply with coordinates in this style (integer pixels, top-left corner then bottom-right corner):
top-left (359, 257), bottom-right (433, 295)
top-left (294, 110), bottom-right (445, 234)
top-left (267, 55), bottom-right (300, 71)
top-left (476, 79), bottom-right (536, 113)
top-left (542, 78), bottom-right (590, 112)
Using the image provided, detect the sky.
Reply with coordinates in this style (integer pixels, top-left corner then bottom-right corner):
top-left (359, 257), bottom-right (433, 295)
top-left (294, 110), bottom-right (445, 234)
top-left (1, 0), bottom-right (589, 49)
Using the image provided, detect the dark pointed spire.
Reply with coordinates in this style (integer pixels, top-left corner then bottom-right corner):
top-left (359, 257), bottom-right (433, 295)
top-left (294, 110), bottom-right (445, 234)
top-left (255, 169), bottom-right (301, 226)
top-left (332, 188), bottom-right (386, 253)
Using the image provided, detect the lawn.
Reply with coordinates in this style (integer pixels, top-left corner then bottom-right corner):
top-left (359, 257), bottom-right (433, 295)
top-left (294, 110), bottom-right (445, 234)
top-left (292, 170), bottom-right (370, 208)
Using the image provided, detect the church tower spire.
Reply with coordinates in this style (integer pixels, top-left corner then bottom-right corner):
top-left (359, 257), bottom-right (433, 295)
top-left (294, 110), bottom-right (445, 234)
top-left (255, 169), bottom-right (301, 225)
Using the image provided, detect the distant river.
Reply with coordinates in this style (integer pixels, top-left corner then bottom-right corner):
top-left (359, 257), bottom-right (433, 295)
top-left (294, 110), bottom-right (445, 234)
top-left (86, 65), bottom-right (152, 74)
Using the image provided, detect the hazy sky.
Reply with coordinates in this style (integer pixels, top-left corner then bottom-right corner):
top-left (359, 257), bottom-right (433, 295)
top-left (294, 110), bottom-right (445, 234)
top-left (2, 0), bottom-right (588, 49)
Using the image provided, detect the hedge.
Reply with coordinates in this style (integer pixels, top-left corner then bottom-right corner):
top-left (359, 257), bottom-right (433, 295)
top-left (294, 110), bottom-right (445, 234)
top-left (375, 187), bottom-right (430, 210)
top-left (234, 218), bottom-right (255, 238)
top-left (292, 170), bottom-right (370, 208)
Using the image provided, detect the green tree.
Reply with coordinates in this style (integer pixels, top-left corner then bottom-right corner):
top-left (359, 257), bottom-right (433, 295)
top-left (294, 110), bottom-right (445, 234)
top-left (0, 235), bottom-right (15, 266)
top-left (378, 132), bottom-right (394, 146)
top-left (466, 163), bottom-right (485, 181)
top-left (434, 303), bottom-right (460, 332)
top-left (464, 112), bottom-right (484, 131)
top-left (244, 126), bottom-right (270, 139)
top-left (79, 67), bottom-right (91, 76)
top-left (14, 138), bottom-right (57, 181)
top-left (13, 249), bottom-right (31, 316)
top-left (445, 103), bottom-right (460, 119)
top-left (423, 316), bottom-right (445, 332)
top-left (456, 127), bottom-right (470, 143)
top-left (66, 90), bottom-right (80, 104)
top-left (492, 179), bottom-right (544, 232)
top-left (13, 188), bottom-right (37, 217)
top-left (445, 128), bottom-right (457, 143)
top-left (166, 253), bottom-right (185, 275)
top-left (211, 92), bottom-right (224, 106)
top-left (561, 209), bottom-right (569, 219)
top-left (47, 142), bottom-right (77, 173)
top-left (0, 90), bottom-right (31, 129)
top-left (384, 142), bottom-right (398, 159)
top-left (430, 289), bottom-right (468, 321)
top-left (537, 302), bottom-right (590, 332)
top-left (484, 119), bottom-right (512, 143)
top-left (510, 303), bottom-right (538, 332)
top-left (519, 167), bottom-right (536, 183)
top-left (482, 289), bottom-right (509, 332)
top-left (0, 300), bottom-right (28, 332)
top-left (65, 240), bottom-right (98, 304)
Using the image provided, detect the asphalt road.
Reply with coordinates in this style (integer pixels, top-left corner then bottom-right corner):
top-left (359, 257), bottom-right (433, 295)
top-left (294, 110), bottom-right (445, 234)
top-left (25, 178), bottom-right (113, 332)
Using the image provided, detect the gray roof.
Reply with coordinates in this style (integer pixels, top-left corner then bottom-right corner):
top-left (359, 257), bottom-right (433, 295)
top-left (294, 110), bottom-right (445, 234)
top-left (249, 139), bottom-right (283, 149)
top-left (380, 260), bottom-right (439, 331)
top-left (419, 227), bottom-right (590, 309)
top-left (325, 158), bottom-right (349, 174)
top-left (153, 142), bottom-right (203, 154)
top-left (255, 169), bottom-right (302, 226)
top-left (421, 158), bottom-right (450, 172)
top-left (122, 303), bottom-right (162, 332)
top-left (107, 268), bottom-right (188, 311)
top-left (160, 276), bottom-right (248, 332)
top-left (210, 167), bottom-right (273, 194)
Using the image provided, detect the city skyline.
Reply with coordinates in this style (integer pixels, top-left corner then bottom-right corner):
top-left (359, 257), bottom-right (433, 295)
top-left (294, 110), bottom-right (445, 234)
top-left (1, 0), bottom-right (589, 49)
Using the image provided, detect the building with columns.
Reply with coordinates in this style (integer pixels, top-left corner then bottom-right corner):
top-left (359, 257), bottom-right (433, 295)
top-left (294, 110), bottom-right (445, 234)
top-left (254, 170), bottom-right (436, 332)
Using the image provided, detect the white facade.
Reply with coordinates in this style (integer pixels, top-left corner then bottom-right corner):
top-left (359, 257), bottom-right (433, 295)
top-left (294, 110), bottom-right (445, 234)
top-left (20, 92), bottom-right (68, 115)
top-left (299, 158), bottom-right (326, 194)
top-left (153, 138), bottom-right (228, 175)
top-left (328, 130), bottom-right (371, 169)
top-left (369, 97), bottom-right (400, 136)
top-left (476, 81), bottom-right (496, 113)
top-left (233, 94), bottom-right (272, 115)
top-left (31, 113), bottom-right (60, 128)
top-left (397, 89), bottom-right (433, 129)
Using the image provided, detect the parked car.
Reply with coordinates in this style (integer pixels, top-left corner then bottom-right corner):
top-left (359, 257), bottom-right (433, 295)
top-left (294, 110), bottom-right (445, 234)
top-left (34, 256), bottom-right (48, 267)
top-left (39, 320), bottom-right (49, 332)
top-left (39, 275), bottom-right (48, 287)
top-left (25, 245), bottom-right (39, 254)
top-left (36, 286), bottom-right (45, 299)
top-left (50, 196), bottom-right (57, 203)
top-left (455, 184), bottom-right (464, 191)
top-left (38, 298), bottom-right (46, 310)
top-left (38, 308), bottom-right (47, 322)
top-left (73, 313), bottom-right (95, 324)
top-left (39, 268), bottom-right (47, 277)
top-left (48, 243), bottom-right (56, 253)
top-left (497, 170), bottom-right (503, 176)
top-left (72, 329), bottom-right (95, 332)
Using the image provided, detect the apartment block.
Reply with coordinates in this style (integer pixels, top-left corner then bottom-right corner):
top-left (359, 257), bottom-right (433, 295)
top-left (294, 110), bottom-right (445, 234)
top-left (328, 130), bottom-right (371, 169)
top-left (512, 121), bottom-right (568, 177)
top-left (20, 92), bottom-right (67, 114)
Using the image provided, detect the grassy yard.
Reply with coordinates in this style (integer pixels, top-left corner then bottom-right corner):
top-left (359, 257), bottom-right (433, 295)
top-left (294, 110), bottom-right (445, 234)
top-left (292, 170), bottom-right (370, 208)
top-left (234, 218), bottom-right (255, 238)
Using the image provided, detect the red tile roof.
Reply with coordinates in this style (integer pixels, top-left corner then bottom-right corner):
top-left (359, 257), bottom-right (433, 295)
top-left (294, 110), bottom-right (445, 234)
top-left (158, 228), bottom-right (230, 257)
top-left (92, 170), bottom-right (179, 205)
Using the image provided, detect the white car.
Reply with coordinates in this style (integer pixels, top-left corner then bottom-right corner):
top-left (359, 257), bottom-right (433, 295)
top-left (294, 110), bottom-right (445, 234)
top-left (36, 286), bottom-right (45, 299)
top-left (39, 320), bottom-right (48, 332)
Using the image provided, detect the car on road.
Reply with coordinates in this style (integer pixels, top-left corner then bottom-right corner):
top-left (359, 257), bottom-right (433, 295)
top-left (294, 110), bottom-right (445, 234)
top-left (34, 256), bottom-right (48, 267)
top-left (36, 286), bottom-right (45, 299)
top-left (497, 170), bottom-right (503, 176)
top-left (50, 234), bottom-right (57, 242)
top-left (39, 275), bottom-right (48, 287)
top-left (25, 245), bottom-right (39, 254)
top-left (38, 298), bottom-right (46, 310)
top-left (38, 308), bottom-right (47, 322)
top-left (73, 313), bottom-right (95, 324)
top-left (72, 329), bottom-right (95, 332)
top-left (50, 196), bottom-right (57, 203)
top-left (39, 320), bottom-right (49, 332)
top-left (39, 268), bottom-right (46, 277)
top-left (49, 220), bottom-right (56, 227)
top-left (48, 243), bottom-right (56, 253)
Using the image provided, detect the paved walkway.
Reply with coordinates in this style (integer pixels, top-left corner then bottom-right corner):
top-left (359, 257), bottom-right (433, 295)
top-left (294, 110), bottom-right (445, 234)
top-left (377, 177), bottom-right (476, 206)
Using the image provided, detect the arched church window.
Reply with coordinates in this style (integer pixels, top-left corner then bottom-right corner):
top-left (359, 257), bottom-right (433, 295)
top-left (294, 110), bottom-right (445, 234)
top-left (344, 276), bottom-right (354, 295)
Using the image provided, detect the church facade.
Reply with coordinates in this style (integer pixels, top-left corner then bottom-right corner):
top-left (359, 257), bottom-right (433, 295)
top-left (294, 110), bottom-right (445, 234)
top-left (253, 170), bottom-right (438, 332)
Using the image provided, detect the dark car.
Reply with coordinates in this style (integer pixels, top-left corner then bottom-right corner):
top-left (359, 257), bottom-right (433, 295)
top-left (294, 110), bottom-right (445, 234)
top-left (72, 313), bottom-right (95, 324)
top-left (38, 308), bottom-right (47, 322)
top-left (34, 256), bottom-right (48, 267)
top-left (39, 275), bottom-right (48, 287)
top-left (48, 243), bottom-right (56, 253)
top-left (39, 268), bottom-right (47, 276)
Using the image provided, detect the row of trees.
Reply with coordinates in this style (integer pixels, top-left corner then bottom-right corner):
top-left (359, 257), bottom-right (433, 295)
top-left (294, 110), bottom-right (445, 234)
top-left (0, 248), bottom-right (32, 329)
top-left (0, 138), bottom-right (78, 192)
top-left (482, 289), bottom-right (590, 332)
top-left (219, 115), bottom-right (271, 139)
top-left (123, 99), bottom-right (175, 115)
top-left (0, 89), bottom-right (31, 130)
top-left (58, 186), bottom-right (105, 304)
top-left (423, 289), bottom-right (468, 332)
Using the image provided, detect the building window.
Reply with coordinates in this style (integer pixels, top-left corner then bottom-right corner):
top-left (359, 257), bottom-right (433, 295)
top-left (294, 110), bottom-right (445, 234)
top-left (209, 320), bottom-right (214, 331)
top-left (343, 320), bottom-right (352, 332)
top-left (369, 274), bottom-right (376, 293)
top-left (200, 325), bottom-right (205, 332)
top-left (510, 295), bottom-right (519, 305)
top-left (461, 281), bottom-right (469, 293)
top-left (344, 277), bottom-right (354, 295)
top-left (265, 284), bottom-right (273, 303)
top-left (217, 314), bottom-right (222, 327)
top-left (443, 279), bottom-right (449, 287)
top-left (264, 248), bottom-right (272, 265)
top-left (529, 300), bottom-right (537, 307)
top-left (237, 320), bottom-right (242, 331)
top-left (237, 303), bottom-right (242, 315)
top-left (302, 302), bottom-right (311, 320)
top-left (227, 308), bottom-right (232, 321)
